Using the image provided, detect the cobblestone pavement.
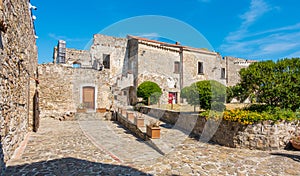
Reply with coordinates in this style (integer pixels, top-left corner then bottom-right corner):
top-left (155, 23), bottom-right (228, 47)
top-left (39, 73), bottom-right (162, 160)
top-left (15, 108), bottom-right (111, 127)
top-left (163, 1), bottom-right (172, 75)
top-left (4, 114), bottom-right (300, 176)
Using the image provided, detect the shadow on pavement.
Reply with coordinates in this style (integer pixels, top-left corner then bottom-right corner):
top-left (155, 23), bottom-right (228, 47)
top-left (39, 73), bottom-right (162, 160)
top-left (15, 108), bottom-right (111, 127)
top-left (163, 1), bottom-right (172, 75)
top-left (271, 153), bottom-right (300, 162)
top-left (5, 157), bottom-right (151, 175)
top-left (1, 136), bottom-right (6, 175)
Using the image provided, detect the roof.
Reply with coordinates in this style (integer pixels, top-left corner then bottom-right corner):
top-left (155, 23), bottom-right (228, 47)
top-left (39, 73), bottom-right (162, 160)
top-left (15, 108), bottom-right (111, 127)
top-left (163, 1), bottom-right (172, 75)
top-left (127, 35), bottom-right (218, 56)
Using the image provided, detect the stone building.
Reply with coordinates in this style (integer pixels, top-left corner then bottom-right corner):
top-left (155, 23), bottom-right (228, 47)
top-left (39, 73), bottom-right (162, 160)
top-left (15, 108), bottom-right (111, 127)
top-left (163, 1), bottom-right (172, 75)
top-left (42, 34), bottom-right (256, 113)
top-left (225, 56), bottom-right (257, 87)
top-left (0, 0), bottom-right (38, 172)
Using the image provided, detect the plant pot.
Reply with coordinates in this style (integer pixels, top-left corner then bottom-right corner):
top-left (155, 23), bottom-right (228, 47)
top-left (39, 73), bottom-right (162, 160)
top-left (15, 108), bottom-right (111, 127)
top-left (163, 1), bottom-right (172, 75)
top-left (146, 125), bottom-right (160, 139)
top-left (126, 112), bottom-right (134, 122)
top-left (97, 108), bottom-right (106, 113)
top-left (121, 109), bottom-right (127, 116)
top-left (76, 108), bottom-right (87, 113)
top-left (134, 117), bottom-right (145, 127)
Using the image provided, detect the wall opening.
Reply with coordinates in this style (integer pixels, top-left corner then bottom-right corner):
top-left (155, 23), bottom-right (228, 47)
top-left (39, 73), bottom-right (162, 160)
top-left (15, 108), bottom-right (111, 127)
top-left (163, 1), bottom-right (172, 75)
top-left (103, 54), bottom-right (110, 69)
top-left (72, 62), bottom-right (81, 68)
top-left (198, 62), bottom-right (203, 74)
top-left (221, 68), bottom-right (226, 79)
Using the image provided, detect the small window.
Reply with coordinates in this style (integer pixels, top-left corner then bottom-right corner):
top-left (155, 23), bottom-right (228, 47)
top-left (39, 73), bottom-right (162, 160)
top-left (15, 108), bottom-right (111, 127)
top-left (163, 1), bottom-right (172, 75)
top-left (174, 61), bottom-right (180, 74)
top-left (221, 68), bottom-right (226, 79)
top-left (103, 54), bottom-right (110, 69)
top-left (72, 62), bottom-right (81, 68)
top-left (198, 62), bottom-right (203, 74)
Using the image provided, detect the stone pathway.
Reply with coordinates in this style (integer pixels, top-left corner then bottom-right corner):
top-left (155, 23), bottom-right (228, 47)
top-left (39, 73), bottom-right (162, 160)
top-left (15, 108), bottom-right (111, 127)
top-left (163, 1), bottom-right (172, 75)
top-left (4, 113), bottom-right (300, 175)
top-left (4, 117), bottom-right (148, 175)
top-left (77, 114), bottom-right (162, 164)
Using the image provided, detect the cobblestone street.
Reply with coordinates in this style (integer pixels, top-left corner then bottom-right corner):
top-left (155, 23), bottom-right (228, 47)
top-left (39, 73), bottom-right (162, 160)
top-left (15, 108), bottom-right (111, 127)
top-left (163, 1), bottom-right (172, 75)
top-left (4, 115), bottom-right (300, 176)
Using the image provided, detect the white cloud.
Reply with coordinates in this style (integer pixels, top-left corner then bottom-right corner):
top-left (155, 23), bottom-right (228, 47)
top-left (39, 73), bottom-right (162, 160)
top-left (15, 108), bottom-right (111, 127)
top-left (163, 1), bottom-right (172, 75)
top-left (220, 29), bottom-right (300, 59)
top-left (246, 23), bottom-right (300, 38)
top-left (240, 0), bottom-right (271, 29)
top-left (136, 33), bottom-right (160, 38)
top-left (48, 33), bottom-right (87, 42)
top-left (198, 0), bottom-right (211, 3)
top-left (220, 0), bottom-right (300, 60)
top-left (225, 0), bottom-right (271, 42)
top-left (285, 51), bottom-right (300, 58)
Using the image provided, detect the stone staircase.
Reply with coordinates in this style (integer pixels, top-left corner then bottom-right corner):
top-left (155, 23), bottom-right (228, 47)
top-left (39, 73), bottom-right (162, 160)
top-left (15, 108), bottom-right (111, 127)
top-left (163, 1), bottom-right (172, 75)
top-left (110, 73), bottom-right (134, 106)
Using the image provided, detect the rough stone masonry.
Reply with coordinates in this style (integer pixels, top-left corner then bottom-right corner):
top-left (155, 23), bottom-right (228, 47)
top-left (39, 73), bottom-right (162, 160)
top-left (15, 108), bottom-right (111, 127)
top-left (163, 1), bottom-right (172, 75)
top-left (0, 0), bottom-right (38, 173)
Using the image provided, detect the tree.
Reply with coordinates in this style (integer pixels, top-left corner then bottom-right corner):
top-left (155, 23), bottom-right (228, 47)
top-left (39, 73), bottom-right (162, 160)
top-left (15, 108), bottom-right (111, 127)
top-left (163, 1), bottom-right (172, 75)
top-left (181, 80), bottom-right (226, 111)
top-left (137, 81), bottom-right (162, 105)
top-left (235, 58), bottom-right (300, 111)
top-left (226, 85), bottom-right (248, 103)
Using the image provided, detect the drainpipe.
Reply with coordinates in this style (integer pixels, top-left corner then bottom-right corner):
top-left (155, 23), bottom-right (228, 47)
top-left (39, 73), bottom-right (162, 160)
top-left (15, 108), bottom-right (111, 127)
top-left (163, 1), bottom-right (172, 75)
top-left (179, 47), bottom-right (183, 103)
top-left (225, 56), bottom-right (228, 86)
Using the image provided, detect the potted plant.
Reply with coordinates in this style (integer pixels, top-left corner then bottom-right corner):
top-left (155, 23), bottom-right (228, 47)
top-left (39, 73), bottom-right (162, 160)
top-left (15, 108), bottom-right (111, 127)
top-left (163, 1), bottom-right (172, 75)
top-left (134, 112), bottom-right (145, 127)
top-left (146, 120), bottom-right (161, 139)
top-left (290, 136), bottom-right (300, 150)
top-left (77, 103), bottom-right (87, 113)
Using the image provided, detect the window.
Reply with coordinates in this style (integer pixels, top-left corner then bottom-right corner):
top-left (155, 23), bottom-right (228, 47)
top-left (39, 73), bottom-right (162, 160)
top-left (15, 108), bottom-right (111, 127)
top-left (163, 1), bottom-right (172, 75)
top-left (198, 62), bottom-right (203, 74)
top-left (174, 61), bottom-right (180, 74)
top-left (72, 62), bottom-right (81, 68)
top-left (103, 54), bottom-right (110, 69)
top-left (221, 68), bottom-right (226, 79)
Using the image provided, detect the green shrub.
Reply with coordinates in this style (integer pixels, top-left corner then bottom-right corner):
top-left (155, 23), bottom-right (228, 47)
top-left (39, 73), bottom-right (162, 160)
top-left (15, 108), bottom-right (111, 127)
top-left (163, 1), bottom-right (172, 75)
top-left (182, 80), bottom-right (226, 110)
top-left (211, 102), bottom-right (226, 112)
top-left (244, 104), bottom-right (275, 112)
top-left (137, 81), bottom-right (162, 105)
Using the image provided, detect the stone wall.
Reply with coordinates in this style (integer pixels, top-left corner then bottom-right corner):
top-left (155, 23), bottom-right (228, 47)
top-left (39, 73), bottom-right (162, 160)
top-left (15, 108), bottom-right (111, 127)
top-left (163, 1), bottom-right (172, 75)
top-left (53, 47), bottom-right (91, 67)
top-left (225, 56), bottom-right (257, 87)
top-left (183, 50), bottom-right (226, 87)
top-left (139, 107), bottom-right (299, 150)
top-left (38, 64), bottom-right (112, 117)
top-left (0, 0), bottom-right (38, 172)
top-left (90, 34), bottom-right (128, 82)
top-left (115, 112), bottom-right (148, 140)
top-left (135, 42), bottom-right (181, 104)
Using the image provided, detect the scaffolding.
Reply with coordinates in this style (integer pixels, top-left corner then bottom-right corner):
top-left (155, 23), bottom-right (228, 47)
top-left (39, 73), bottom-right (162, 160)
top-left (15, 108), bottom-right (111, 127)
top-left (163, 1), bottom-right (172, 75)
top-left (57, 40), bottom-right (66, 64)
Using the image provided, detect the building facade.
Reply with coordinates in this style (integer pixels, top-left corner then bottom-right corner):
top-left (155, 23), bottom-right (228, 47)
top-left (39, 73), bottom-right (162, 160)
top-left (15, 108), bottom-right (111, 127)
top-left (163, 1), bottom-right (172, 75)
top-left (45, 34), bottom-right (256, 112)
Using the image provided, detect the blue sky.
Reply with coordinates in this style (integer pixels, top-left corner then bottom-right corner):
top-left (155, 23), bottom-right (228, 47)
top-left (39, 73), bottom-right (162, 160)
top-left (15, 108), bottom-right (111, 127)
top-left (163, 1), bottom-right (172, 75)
top-left (32, 0), bottom-right (300, 63)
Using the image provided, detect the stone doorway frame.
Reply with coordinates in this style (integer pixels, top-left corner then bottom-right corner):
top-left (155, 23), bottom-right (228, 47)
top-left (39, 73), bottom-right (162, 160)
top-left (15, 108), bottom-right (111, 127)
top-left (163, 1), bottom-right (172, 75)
top-left (80, 84), bottom-right (97, 112)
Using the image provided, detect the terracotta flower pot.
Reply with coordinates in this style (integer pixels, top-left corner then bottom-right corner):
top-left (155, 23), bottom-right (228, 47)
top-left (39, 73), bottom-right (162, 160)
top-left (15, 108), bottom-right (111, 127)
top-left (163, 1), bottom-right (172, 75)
top-left (126, 112), bottom-right (135, 122)
top-left (97, 108), bottom-right (106, 113)
top-left (146, 125), bottom-right (160, 139)
top-left (134, 117), bottom-right (145, 127)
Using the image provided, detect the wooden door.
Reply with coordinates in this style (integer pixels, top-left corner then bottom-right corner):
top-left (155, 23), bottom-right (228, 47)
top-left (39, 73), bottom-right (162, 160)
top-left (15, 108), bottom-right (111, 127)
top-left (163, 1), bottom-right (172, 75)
top-left (83, 87), bottom-right (95, 109)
